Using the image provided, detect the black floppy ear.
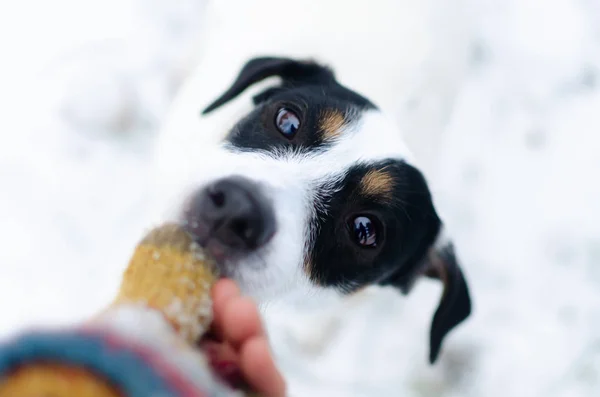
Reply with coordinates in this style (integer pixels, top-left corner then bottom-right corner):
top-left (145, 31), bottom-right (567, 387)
top-left (202, 56), bottom-right (335, 114)
top-left (423, 243), bottom-right (472, 364)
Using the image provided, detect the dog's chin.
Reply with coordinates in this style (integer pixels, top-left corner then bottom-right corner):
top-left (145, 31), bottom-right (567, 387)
top-left (196, 237), bottom-right (342, 307)
top-left (189, 236), bottom-right (269, 297)
top-left (209, 251), bottom-right (294, 303)
top-left (216, 260), bottom-right (274, 302)
top-left (180, 215), bottom-right (318, 303)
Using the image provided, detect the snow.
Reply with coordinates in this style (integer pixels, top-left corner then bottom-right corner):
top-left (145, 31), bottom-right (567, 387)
top-left (1, 1), bottom-right (599, 397)
top-left (0, 0), bottom-right (207, 330)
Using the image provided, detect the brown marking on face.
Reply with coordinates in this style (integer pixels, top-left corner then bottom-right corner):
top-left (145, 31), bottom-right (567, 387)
top-left (360, 169), bottom-right (394, 201)
top-left (318, 109), bottom-right (346, 141)
top-left (303, 255), bottom-right (324, 285)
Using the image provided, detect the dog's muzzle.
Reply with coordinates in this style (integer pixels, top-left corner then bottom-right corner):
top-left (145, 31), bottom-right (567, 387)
top-left (182, 176), bottom-right (276, 262)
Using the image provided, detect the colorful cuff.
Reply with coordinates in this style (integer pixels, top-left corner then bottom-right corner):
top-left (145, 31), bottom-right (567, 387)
top-left (0, 329), bottom-right (236, 397)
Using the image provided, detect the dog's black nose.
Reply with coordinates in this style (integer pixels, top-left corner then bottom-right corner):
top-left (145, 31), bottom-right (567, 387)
top-left (185, 176), bottom-right (276, 252)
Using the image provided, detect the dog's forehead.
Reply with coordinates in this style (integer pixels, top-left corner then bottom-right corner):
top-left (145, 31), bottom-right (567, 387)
top-left (297, 108), bottom-right (416, 187)
top-left (328, 109), bottom-right (415, 166)
top-left (222, 79), bottom-right (415, 165)
top-left (226, 105), bottom-right (415, 177)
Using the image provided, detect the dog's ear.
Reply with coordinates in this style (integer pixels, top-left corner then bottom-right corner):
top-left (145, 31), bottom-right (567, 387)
top-left (423, 242), bottom-right (472, 364)
top-left (202, 57), bottom-right (335, 114)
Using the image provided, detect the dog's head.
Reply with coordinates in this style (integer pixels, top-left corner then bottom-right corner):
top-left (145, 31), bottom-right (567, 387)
top-left (176, 57), bottom-right (471, 363)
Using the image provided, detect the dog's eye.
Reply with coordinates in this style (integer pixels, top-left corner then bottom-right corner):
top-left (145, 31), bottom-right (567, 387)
top-left (351, 216), bottom-right (378, 248)
top-left (275, 108), bottom-right (300, 138)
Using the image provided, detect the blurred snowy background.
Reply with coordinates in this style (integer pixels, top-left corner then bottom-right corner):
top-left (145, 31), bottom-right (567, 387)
top-left (1, 0), bottom-right (600, 396)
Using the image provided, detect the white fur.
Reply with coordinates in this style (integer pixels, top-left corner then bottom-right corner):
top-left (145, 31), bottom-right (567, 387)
top-left (152, 107), bottom-right (413, 305)
top-left (151, 0), bottom-right (471, 305)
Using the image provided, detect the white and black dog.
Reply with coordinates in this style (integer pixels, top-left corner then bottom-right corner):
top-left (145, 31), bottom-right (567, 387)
top-left (151, 1), bottom-right (472, 365)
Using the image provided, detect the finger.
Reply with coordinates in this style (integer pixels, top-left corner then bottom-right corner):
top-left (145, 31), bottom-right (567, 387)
top-left (240, 337), bottom-right (286, 397)
top-left (222, 296), bottom-right (264, 350)
top-left (210, 279), bottom-right (241, 339)
top-left (212, 278), bottom-right (241, 305)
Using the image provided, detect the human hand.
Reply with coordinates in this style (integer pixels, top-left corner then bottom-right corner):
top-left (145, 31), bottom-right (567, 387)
top-left (200, 279), bottom-right (286, 397)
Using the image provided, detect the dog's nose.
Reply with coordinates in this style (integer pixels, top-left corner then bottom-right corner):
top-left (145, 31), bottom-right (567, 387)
top-left (185, 176), bottom-right (276, 252)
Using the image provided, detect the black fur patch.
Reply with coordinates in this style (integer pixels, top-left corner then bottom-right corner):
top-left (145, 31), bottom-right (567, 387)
top-left (224, 83), bottom-right (374, 155)
top-left (306, 159), bottom-right (442, 291)
top-left (202, 57), bottom-right (375, 155)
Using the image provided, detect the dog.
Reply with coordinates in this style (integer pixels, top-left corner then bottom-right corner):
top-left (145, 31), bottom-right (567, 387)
top-left (151, 1), bottom-right (472, 365)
